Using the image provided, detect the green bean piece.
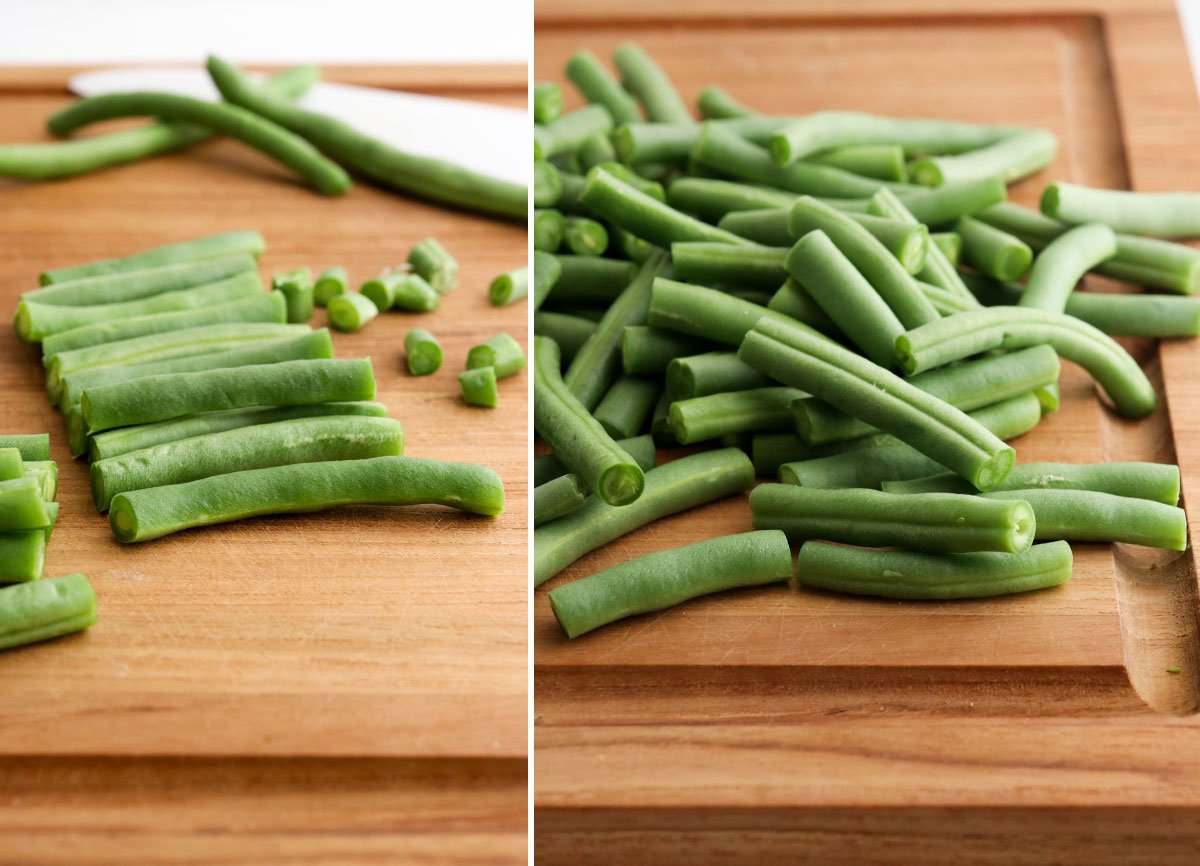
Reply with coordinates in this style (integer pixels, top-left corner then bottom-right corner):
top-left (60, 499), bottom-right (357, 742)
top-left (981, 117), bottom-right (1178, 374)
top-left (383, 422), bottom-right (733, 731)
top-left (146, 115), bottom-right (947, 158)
top-left (457, 367), bottom-right (498, 408)
top-left (887, 461), bottom-right (1180, 506)
top-left (313, 267), bottom-right (349, 307)
top-left (16, 271), bottom-right (264, 344)
top-left (59, 329), bottom-right (335, 412)
top-left (796, 540), bottom-right (1071, 600)
top-left (535, 104), bottom-right (614, 160)
top-left (534, 434), bottom-right (656, 488)
top-left (534, 474), bottom-right (588, 527)
top-left (666, 177), bottom-right (797, 222)
top-left (533, 250), bottom-right (563, 312)
top-left (766, 280), bottom-right (842, 337)
top-left (580, 167), bottom-right (752, 248)
top-left (534, 210), bottom-right (566, 253)
top-left (564, 252), bottom-right (668, 411)
top-left (789, 196), bottom-right (939, 329)
top-left (670, 242), bottom-right (788, 291)
top-left (713, 210), bottom-right (791, 247)
top-left (535, 336), bottom-right (644, 506)
top-left (534, 82), bottom-right (564, 125)
top-left (894, 307), bottom-right (1156, 418)
top-left (0, 435), bottom-right (50, 462)
top-left (981, 489), bottom-right (1186, 550)
top-left (38, 230), bottom-right (265, 286)
top-left (649, 390), bottom-right (676, 446)
top-left (593, 376), bottom-right (661, 439)
top-left (613, 227), bottom-right (661, 264)
top-left (89, 402), bottom-right (388, 462)
top-left (554, 170), bottom-right (591, 216)
top-left (91, 415), bottom-right (404, 512)
top-left (956, 216), bottom-right (1033, 281)
top-left (880, 474), bottom-right (975, 495)
top-left (648, 277), bottom-right (828, 347)
top-left (42, 294), bottom-right (290, 360)
top-left (565, 51), bottom-right (643, 126)
top-left (975, 201), bottom-right (1200, 294)
top-left (778, 392), bottom-right (1043, 489)
top-left (369, 272), bottom-right (440, 313)
top-left (741, 318), bottom-right (1015, 489)
top-left (751, 484), bottom-right (1035, 554)
top-left (535, 159), bottom-right (563, 208)
top-left (405, 238), bottom-right (459, 295)
top-left (612, 117), bottom-right (784, 165)
top-left (665, 351), bottom-right (770, 400)
top-left (467, 333), bottom-right (526, 379)
top-left (0, 530), bottom-right (46, 583)
top-left (0, 477), bottom-right (52, 531)
top-left (808, 144), bottom-right (909, 182)
top-left (752, 432), bottom-right (817, 477)
top-left (23, 254), bottom-right (256, 309)
top-left (696, 85), bottom-right (754, 119)
top-left (82, 358), bottom-right (375, 434)
top-left (612, 42), bottom-right (691, 124)
top-left (562, 216), bottom-right (610, 257)
top-left (0, 449), bottom-right (24, 482)
top-left (785, 229), bottom-right (907, 367)
top-left (621, 325), bottom-right (712, 375)
top-left (767, 111), bottom-right (1019, 166)
top-left (909, 129), bottom-right (1057, 187)
top-left (0, 573), bottom-right (97, 650)
top-left (109, 455), bottom-right (503, 543)
top-left (1019, 223), bottom-right (1117, 313)
top-left (48, 91), bottom-right (350, 194)
top-left (576, 131), bottom-right (617, 173)
top-left (271, 268), bottom-right (314, 323)
top-left (535, 447), bottom-right (754, 586)
top-left (930, 232), bottom-right (962, 267)
top-left (404, 329), bottom-right (442, 376)
top-left (918, 279), bottom-right (975, 316)
top-left (1041, 182), bottom-right (1200, 238)
top-left (325, 293), bottom-right (379, 333)
top-left (548, 256), bottom-right (637, 306)
top-left (23, 461), bottom-right (58, 501)
top-left (669, 387), bottom-right (806, 444)
top-left (548, 530), bottom-right (792, 638)
top-left (793, 345), bottom-right (1059, 446)
top-left (208, 57), bottom-right (524, 220)
top-left (536, 313), bottom-right (597, 366)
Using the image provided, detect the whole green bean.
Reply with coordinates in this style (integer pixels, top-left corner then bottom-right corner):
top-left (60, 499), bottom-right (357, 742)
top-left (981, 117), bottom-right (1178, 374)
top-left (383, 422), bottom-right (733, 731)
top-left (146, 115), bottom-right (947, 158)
top-left (1020, 223), bottom-right (1116, 313)
top-left (671, 242), bottom-right (787, 291)
top-left (740, 317), bottom-right (1014, 489)
top-left (327, 293), bottom-right (379, 332)
top-left (22, 254), bottom-right (256, 308)
top-left (535, 336), bottom-right (644, 506)
top-left (0, 573), bottom-right (97, 650)
top-left (667, 177), bottom-right (797, 221)
top-left (16, 271), bottom-right (263, 343)
top-left (208, 57), bottom-right (525, 220)
top-left (796, 539), bottom-right (1072, 600)
top-left (81, 357), bottom-right (376, 433)
top-left (613, 42), bottom-right (691, 124)
top-left (956, 216), bottom-right (1032, 281)
top-left (109, 455), bottom-right (503, 543)
top-left (313, 267), bottom-right (349, 307)
top-left (534, 447), bottom-right (755, 586)
top-left (535, 104), bottom-right (614, 160)
top-left (407, 238), bottom-right (458, 294)
top-left (894, 307), bottom-right (1156, 418)
top-left (536, 312), bottom-right (597, 366)
top-left (534, 210), bottom-right (566, 253)
top-left (548, 255), bottom-right (637, 306)
top-left (91, 415), bottom-right (404, 512)
top-left (751, 484), bottom-right (1034, 553)
top-left (533, 250), bottom-right (563, 312)
top-left (458, 367), bottom-right (498, 408)
top-left (1041, 182), bottom-right (1200, 238)
top-left (565, 51), bottom-right (642, 126)
top-left (621, 325), bottom-right (712, 375)
top-left (665, 350), bottom-right (771, 399)
top-left (0, 477), bottom-right (52, 530)
top-left (0, 435), bottom-right (50, 461)
top-left (272, 268), bottom-right (315, 323)
top-left (886, 461), bottom-right (1179, 505)
top-left (89, 402), bottom-right (388, 462)
top-left (467, 333), bottom-right (526, 379)
top-left (647, 277), bottom-right (827, 347)
top-left (669, 387), bottom-right (807, 444)
top-left (533, 82), bottom-right (564, 125)
top-left (0, 531), bottom-right (46, 583)
top-left (981, 489), bottom-right (1186, 550)
top-left (534, 474), bottom-right (588, 527)
top-left (562, 216), bottom-right (610, 256)
top-left (548, 530), bottom-right (793, 638)
top-left (534, 434), bottom-right (656, 488)
top-left (593, 376), bottom-right (661, 439)
top-left (39, 230), bottom-right (265, 286)
top-left (404, 328), bottom-right (442, 376)
top-left (535, 159), bottom-right (563, 208)
top-left (930, 232), bottom-right (962, 266)
top-left (909, 129), bottom-right (1057, 186)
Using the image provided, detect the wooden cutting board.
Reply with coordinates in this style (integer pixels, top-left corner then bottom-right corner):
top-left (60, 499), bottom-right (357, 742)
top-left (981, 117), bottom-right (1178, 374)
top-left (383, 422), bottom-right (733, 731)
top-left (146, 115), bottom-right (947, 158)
top-left (0, 66), bottom-right (527, 864)
top-left (534, 3), bottom-right (1200, 862)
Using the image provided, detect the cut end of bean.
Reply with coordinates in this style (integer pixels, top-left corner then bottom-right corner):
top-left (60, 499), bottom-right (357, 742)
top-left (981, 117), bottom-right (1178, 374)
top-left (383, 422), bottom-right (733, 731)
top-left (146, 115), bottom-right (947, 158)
top-left (1039, 183), bottom-right (1062, 218)
top-left (597, 462), bottom-right (646, 507)
top-left (908, 158), bottom-right (944, 187)
top-left (975, 446), bottom-right (1017, 492)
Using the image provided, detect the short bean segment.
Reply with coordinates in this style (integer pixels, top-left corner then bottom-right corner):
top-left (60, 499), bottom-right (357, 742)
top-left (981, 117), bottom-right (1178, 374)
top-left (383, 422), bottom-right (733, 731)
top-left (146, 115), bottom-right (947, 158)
top-left (533, 82), bottom-right (564, 124)
top-left (0, 531), bottom-right (47, 583)
top-left (1041, 182), bottom-right (1200, 238)
top-left (1019, 223), bottom-right (1117, 313)
top-left (593, 376), bottom-right (660, 440)
top-left (562, 216), bottom-right (610, 256)
top-left (361, 272), bottom-right (439, 313)
top-left (0, 477), bottom-right (53, 531)
top-left (458, 367), bottom-right (498, 408)
top-left (272, 268), bottom-right (315, 323)
top-left (956, 216), bottom-right (1032, 281)
top-left (565, 51), bottom-right (642, 126)
top-left (750, 484), bottom-right (1036, 554)
top-left (534, 434), bottom-right (657, 488)
top-left (981, 489), bottom-right (1187, 550)
top-left (467, 333), bottom-right (526, 379)
top-left (22, 254), bottom-right (256, 308)
top-left (490, 267), bottom-right (529, 306)
top-left (796, 540), bottom-right (1073, 600)
top-left (0, 434), bottom-right (50, 462)
top-left (313, 267), bottom-right (349, 307)
top-left (548, 530), bottom-right (793, 638)
top-left (665, 351), bottom-right (771, 400)
top-left (407, 238), bottom-right (459, 294)
top-left (404, 329), bottom-right (443, 376)
top-left (327, 294), bottom-right (379, 332)
top-left (0, 573), bottom-right (98, 651)
top-left (622, 326), bottom-right (713, 375)
top-left (885, 461), bottom-right (1180, 505)
top-left (669, 387), bottom-right (808, 445)
top-left (534, 474), bottom-right (589, 527)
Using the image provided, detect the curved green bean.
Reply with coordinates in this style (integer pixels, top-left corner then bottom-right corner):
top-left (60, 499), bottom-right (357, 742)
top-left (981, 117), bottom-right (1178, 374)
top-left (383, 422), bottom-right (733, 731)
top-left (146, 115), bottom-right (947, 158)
top-left (313, 267), bottom-right (349, 307)
top-left (613, 42), bottom-right (691, 124)
top-left (565, 51), bottom-right (642, 125)
top-left (956, 216), bottom-right (1032, 281)
top-left (0, 573), bottom-right (97, 650)
top-left (1041, 182), bottom-right (1200, 238)
top-left (669, 387), bottom-right (807, 444)
top-left (909, 129), bottom-right (1057, 186)
top-left (327, 293), bottom-right (379, 332)
top-left (982, 489), bottom-right (1186, 550)
top-left (1019, 223), bottom-right (1116, 313)
top-left (404, 328), bottom-right (442, 376)
top-left (593, 376), bottom-right (660, 439)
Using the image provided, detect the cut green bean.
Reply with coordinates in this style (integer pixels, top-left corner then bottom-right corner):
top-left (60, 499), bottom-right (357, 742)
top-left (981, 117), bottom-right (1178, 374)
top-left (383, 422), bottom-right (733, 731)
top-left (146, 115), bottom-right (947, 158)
top-left (894, 306), bottom-right (1156, 419)
top-left (740, 317), bottom-right (1014, 489)
top-left (593, 376), bottom-right (661, 439)
top-left (91, 415), bottom-right (404, 512)
top-left (404, 328), bottom-right (442, 376)
top-left (467, 333), bottom-right (526, 379)
top-left (533, 250), bottom-right (563, 312)
top-left (209, 57), bottom-right (524, 220)
top-left (535, 159), bottom-right (563, 208)
top-left (0, 477), bottom-right (52, 531)
top-left (23, 461), bottom-right (58, 501)
top-left (325, 293), bottom-right (379, 332)
top-left (766, 280), bottom-right (841, 336)
top-left (670, 242), bottom-right (787, 291)
top-left (535, 447), bottom-right (754, 586)
top-left (1041, 182), bottom-right (1200, 238)
top-left (1019, 222), bottom-right (1117, 313)
top-left (109, 455), bottom-right (502, 543)
top-left (22, 254), bottom-right (256, 308)
top-left (667, 177), bottom-right (796, 221)
top-left (272, 267), bottom-right (314, 323)
top-left (665, 350), bottom-right (771, 399)
top-left (534, 474), bottom-right (588, 527)
top-left (910, 129), bottom-right (1057, 186)
top-left (612, 117), bottom-right (783, 165)
top-left (0, 531), bottom-right (46, 583)
top-left (562, 216), bottom-right (610, 256)
top-left (549, 530), bottom-right (792, 638)
top-left (548, 255), bottom-right (637, 306)
top-left (696, 85), bottom-right (754, 120)
top-left (0, 435), bottom-right (50, 462)
top-left (536, 312), bottom-right (597, 366)
top-left (886, 461), bottom-right (1180, 505)
top-left (38, 230), bottom-right (265, 286)
top-left (981, 489), bottom-right (1186, 550)
top-left (565, 51), bottom-right (642, 126)
top-left (458, 367), bottom-right (498, 408)
top-left (16, 271), bottom-right (263, 343)
top-left (534, 210), bottom-right (566, 253)
top-left (804, 143), bottom-right (908, 182)
top-left (89, 402), bottom-right (388, 461)
top-left (669, 386), bottom-right (806, 444)
top-left (407, 238), bottom-right (459, 294)
top-left (313, 267), bottom-right (348, 307)
top-left (535, 336), bottom-right (644, 506)
top-left (956, 216), bottom-right (1033, 281)
top-left (796, 539), bottom-right (1072, 600)
top-left (535, 104), bottom-right (614, 160)
top-left (366, 272), bottom-right (440, 313)
top-left (621, 325), bottom-right (712, 375)
top-left (0, 449), bottom-right (24, 482)
top-left (613, 42), bottom-right (691, 124)
top-left (81, 357), bottom-right (375, 433)
top-left (930, 232), bottom-right (962, 266)
top-left (534, 434), bottom-right (656, 488)
top-left (577, 130), bottom-right (618, 172)
top-left (534, 81), bottom-right (564, 124)
top-left (0, 573), bottom-right (97, 650)
top-left (648, 277), bottom-right (828, 347)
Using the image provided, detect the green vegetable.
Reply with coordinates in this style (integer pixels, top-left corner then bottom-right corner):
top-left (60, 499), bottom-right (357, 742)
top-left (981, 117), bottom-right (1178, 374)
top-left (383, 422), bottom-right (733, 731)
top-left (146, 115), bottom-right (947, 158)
top-left (536, 312), bottom-right (597, 366)
top-left (696, 85), bottom-right (754, 119)
top-left (467, 333), bottom-right (526, 379)
top-left (565, 51), bottom-right (642, 126)
top-left (533, 250), bottom-right (563, 312)
top-left (38, 230), bottom-right (265, 286)
top-left (0, 573), bottom-right (97, 650)
top-left (534, 474), bottom-right (588, 527)
top-left (535, 104), bottom-right (614, 160)
top-left (1019, 223), bottom-right (1116, 313)
top-left (930, 232), bottom-right (962, 266)
top-left (364, 272), bottom-right (439, 313)
top-left (612, 117), bottom-right (783, 165)
top-left (796, 540), bottom-right (1072, 600)
top-left (534, 434), bottom-right (656, 487)
top-left (547, 256), bottom-right (637, 306)
top-left (458, 367), bottom-right (498, 408)
top-left (577, 131), bottom-right (618, 171)
top-left (0, 435), bottom-right (50, 462)
top-left (648, 277), bottom-right (827, 348)
top-left (613, 42), bottom-right (692, 124)
top-left (0, 449), bottom-right (24, 482)
top-left (883, 461), bottom-right (1180, 505)
top-left (562, 216), bottom-right (610, 256)
top-left (404, 328), bottom-right (442, 376)
top-left (22, 254), bottom-right (256, 308)
top-left (407, 238), bottom-right (458, 294)
top-left (108, 456), bottom-right (503, 542)
top-left (980, 489), bottom-right (1187, 550)
top-left (909, 129), bottom-right (1057, 186)
top-left (272, 268), bottom-right (315, 323)
top-left (622, 325), bottom-right (712, 375)
top-left (535, 159), bottom-right (563, 208)
top-left (534, 82), bottom-right (564, 124)
top-left (666, 177), bottom-right (796, 221)
top-left (0, 477), bottom-right (52, 530)
top-left (766, 281), bottom-right (842, 336)
top-left (534, 210), bottom-right (566, 253)
top-left (313, 267), bottom-right (349, 307)
top-left (670, 242), bottom-right (788, 291)
top-left (956, 216), bottom-right (1032, 281)
top-left (23, 461), bottom-right (58, 501)
top-left (549, 530), bottom-right (792, 638)
top-left (665, 351), bottom-right (769, 399)
top-left (593, 376), bottom-right (660, 439)
top-left (0, 531), bottom-right (47, 583)
top-left (327, 293), bottom-right (378, 332)
top-left (809, 144), bottom-right (908, 182)
top-left (669, 387), bottom-right (806, 444)
top-left (1041, 182), bottom-right (1200, 238)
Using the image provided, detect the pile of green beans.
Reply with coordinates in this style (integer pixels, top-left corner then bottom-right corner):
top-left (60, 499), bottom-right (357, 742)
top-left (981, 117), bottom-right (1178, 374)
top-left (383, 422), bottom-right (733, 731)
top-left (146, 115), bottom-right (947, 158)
top-left (534, 40), bottom-right (1196, 634)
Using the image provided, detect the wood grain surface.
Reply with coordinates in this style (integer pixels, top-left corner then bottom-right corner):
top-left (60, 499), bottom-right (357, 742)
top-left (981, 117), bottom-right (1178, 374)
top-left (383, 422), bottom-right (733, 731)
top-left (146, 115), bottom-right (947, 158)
top-left (0, 66), bottom-right (528, 864)
top-left (534, 7), bottom-right (1200, 863)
